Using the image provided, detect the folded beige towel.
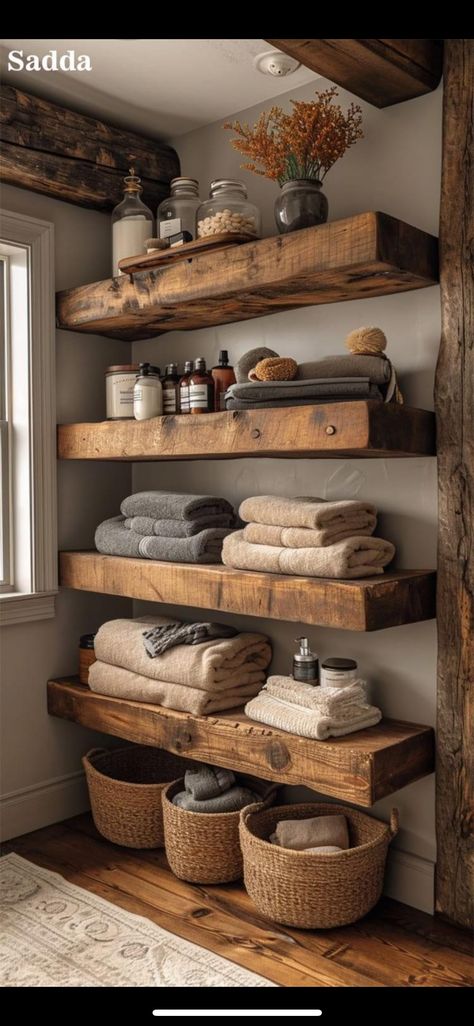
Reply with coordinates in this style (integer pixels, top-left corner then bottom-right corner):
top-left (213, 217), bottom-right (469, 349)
top-left (304, 845), bottom-right (343, 854)
top-left (245, 691), bottom-right (382, 740)
top-left (89, 661), bottom-right (262, 715)
top-left (271, 814), bottom-right (349, 851)
top-left (94, 617), bottom-right (271, 692)
top-left (243, 519), bottom-right (376, 548)
top-left (223, 531), bottom-right (395, 579)
top-left (263, 676), bottom-right (367, 715)
top-left (239, 495), bottom-right (377, 531)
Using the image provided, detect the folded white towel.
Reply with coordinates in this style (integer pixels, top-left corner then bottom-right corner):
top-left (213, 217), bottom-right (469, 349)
top-left (263, 676), bottom-right (367, 715)
top-left (245, 691), bottom-right (382, 741)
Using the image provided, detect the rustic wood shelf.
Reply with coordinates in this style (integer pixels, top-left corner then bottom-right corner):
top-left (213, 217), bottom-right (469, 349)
top-left (56, 212), bottom-right (438, 340)
top-left (47, 678), bottom-right (435, 806)
top-left (266, 39), bottom-right (443, 108)
top-left (59, 552), bottom-right (436, 631)
top-left (58, 402), bottom-right (436, 461)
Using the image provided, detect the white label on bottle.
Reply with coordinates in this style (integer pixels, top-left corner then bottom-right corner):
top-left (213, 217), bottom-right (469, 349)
top-left (112, 217), bottom-right (150, 276)
top-left (189, 383), bottom-right (211, 409)
top-left (163, 390), bottom-right (178, 413)
top-left (180, 385), bottom-right (189, 412)
top-left (160, 218), bottom-right (181, 239)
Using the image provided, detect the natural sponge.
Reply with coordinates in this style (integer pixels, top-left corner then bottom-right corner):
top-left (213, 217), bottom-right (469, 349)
top-left (250, 357), bottom-right (298, 381)
top-left (235, 347), bottom-right (279, 383)
top-left (346, 326), bottom-right (387, 355)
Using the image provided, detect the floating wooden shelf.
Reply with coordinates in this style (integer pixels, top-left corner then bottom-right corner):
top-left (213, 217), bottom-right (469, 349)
top-left (47, 678), bottom-right (435, 806)
top-left (58, 402), bottom-right (436, 461)
top-left (265, 39), bottom-right (443, 108)
top-left (56, 212), bottom-right (438, 340)
top-left (59, 552), bottom-right (436, 631)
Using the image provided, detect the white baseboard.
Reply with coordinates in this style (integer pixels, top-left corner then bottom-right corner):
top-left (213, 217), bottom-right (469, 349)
top-left (384, 847), bottom-right (435, 914)
top-left (0, 771), bottom-right (90, 841)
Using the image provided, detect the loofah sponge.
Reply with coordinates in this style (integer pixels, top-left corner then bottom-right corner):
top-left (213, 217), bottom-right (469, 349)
top-left (235, 347), bottom-right (279, 383)
top-left (346, 326), bottom-right (387, 355)
top-left (250, 357), bottom-right (298, 382)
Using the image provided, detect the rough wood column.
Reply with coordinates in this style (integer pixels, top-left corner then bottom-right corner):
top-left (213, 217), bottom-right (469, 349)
top-left (435, 38), bottom-right (474, 929)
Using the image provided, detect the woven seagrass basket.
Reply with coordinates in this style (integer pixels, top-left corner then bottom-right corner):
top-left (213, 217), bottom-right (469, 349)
top-left (83, 745), bottom-right (198, 849)
top-left (162, 775), bottom-right (278, 884)
top-left (239, 801), bottom-right (398, 929)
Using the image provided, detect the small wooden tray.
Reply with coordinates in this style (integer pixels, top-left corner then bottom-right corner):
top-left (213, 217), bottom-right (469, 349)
top-left (118, 232), bottom-right (258, 275)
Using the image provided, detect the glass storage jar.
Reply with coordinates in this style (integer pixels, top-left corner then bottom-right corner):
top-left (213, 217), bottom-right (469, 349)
top-left (197, 180), bottom-right (261, 238)
top-left (157, 177), bottom-right (200, 241)
top-left (112, 166), bottom-right (154, 276)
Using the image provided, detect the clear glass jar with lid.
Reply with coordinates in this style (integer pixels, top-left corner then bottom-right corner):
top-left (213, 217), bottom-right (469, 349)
top-left (157, 177), bottom-right (200, 241)
top-left (197, 180), bottom-right (261, 238)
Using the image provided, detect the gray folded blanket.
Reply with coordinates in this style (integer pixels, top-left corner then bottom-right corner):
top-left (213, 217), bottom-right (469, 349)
top-left (121, 491), bottom-right (234, 521)
top-left (95, 516), bottom-right (232, 564)
top-left (124, 513), bottom-right (235, 537)
top-left (143, 621), bottom-right (238, 658)
top-left (184, 765), bottom-right (236, 801)
top-left (225, 378), bottom-right (382, 411)
top-left (296, 355), bottom-right (391, 385)
top-left (172, 786), bottom-right (259, 814)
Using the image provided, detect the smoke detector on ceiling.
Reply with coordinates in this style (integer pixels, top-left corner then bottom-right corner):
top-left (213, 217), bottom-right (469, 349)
top-left (254, 50), bottom-right (301, 77)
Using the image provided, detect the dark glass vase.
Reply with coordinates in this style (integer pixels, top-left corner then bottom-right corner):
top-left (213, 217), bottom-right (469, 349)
top-left (274, 179), bottom-right (328, 234)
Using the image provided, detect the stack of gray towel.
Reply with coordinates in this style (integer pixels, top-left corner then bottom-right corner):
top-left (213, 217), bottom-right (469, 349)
top-left (95, 491), bottom-right (237, 564)
top-left (225, 356), bottom-right (390, 410)
top-left (172, 764), bottom-right (259, 813)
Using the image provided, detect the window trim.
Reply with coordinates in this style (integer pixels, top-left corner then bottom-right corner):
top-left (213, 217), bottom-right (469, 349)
top-left (0, 211), bottom-right (57, 625)
top-left (0, 254), bottom-right (13, 591)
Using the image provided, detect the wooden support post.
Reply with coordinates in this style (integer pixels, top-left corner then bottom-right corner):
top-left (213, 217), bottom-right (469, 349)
top-left (435, 39), bottom-right (474, 929)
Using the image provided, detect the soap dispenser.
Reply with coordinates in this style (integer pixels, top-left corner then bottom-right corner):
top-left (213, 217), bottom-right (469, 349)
top-left (293, 637), bottom-right (319, 684)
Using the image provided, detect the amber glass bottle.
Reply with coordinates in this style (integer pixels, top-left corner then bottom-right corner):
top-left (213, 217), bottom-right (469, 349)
top-left (162, 363), bottom-right (180, 414)
top-left (178, 360), bottom-right (193, 414)
top-left (211, 350), bottom-right (236, 411)
top-left (189, 357), bottom-right (214, 414)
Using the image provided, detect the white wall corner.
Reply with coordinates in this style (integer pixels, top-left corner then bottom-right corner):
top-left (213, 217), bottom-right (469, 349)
top-left (384, 848), bottom-right (435, 914)
top-left (0, 772), bottom-right (90, 841)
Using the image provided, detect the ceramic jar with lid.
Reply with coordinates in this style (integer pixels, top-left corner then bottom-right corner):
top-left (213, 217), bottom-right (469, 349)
top-left (106, 364), bottom-right (140, 420)
top-left (197, 180), bottom-right (261, 238)
top-left (133, 363), bottom-right (162, 421)
top-left (320, 658), bottom-right (358, 688)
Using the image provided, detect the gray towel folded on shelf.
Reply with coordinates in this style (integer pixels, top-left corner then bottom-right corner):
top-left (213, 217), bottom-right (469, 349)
top-left (143, 621), bottom-right (238, 658)
top-left (184, 765), bottom-right (236, 801)
top-left (121, 491), bottom-right (234, 521)
top-left (94, 516), bottom-right (233, 564)
top-left (225, 378), bottom-right (382, 411)
top-left (223, 530), bottom-right (395, 579)
top-left (172, 786), bottom-right (259, 814)
top-left (89, 660), bottom-right (263, 715)
top-left (124, 513), bottom-right (236, 537)
top-left (296, 355), bottom-right (391, 384)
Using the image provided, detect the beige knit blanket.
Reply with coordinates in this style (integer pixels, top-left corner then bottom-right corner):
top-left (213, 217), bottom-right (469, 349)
top-left (222, 531), bottom-right (395, 579)
top-left (239, 495), bottom-right (377, 533)
top-left (245, 691), bottom-right (382, 740)
top-left (94, 617), bottom-right (271, 691)
top-left (89, 661), bottom-right (260, 715)
top-left (243, 521), bottom-right (376, 548)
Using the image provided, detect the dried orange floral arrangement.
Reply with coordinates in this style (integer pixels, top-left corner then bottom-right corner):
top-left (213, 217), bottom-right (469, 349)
top-left (224, 87), bottom-right (363, 185)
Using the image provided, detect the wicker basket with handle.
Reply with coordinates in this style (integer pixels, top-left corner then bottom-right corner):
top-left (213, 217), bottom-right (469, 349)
top-left (239, 801), bottom-right (399, 929)
top-left (162, 775), bottom-right (278, 884)
top-left (83, 745), bottom-right (199, 849)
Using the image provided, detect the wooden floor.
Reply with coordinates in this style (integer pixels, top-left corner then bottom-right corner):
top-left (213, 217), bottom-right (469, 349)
top-left (4, 814), bottom-right (472, 988)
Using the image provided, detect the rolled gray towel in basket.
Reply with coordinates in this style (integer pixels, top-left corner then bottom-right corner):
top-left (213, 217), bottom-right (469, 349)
top-left (184, 765), bottom-right (236, 801)
top-left (172, 785), bottom-right (259, 814)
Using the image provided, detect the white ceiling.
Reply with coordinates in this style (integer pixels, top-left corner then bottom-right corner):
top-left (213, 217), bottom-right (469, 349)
top-left (1, 39), bottom-right (319, 139)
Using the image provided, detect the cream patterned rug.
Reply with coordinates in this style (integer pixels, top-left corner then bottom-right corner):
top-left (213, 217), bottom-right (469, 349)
top-left (0, 854), bottom-right (276, 987)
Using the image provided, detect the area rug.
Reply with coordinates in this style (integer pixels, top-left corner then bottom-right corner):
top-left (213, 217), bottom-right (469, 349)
top-left (0, 854), bottom-right (276, 987)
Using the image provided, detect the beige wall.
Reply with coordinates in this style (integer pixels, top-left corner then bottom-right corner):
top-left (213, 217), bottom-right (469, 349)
top-left (132, 79), bottom-right (441, 910)
top-left (0, 184), bottom-right (132, 838)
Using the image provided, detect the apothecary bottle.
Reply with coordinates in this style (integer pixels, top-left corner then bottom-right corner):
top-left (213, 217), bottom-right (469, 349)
top-left (189, 357), bottom-right (214, 414)
top-left (162, 363), bottom-right (180, 414)
top-left (112, 166), bottom-right (154, 276)
top-left (197, 180), bottom-right (261, 238)
top-left (179, 360), bottom-right (193, 414)
top-left (157, 178), bottom-right (200, 241)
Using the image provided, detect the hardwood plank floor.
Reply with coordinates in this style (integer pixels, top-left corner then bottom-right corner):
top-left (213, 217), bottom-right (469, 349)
top-left (4, 814), bottom-right (473, 989)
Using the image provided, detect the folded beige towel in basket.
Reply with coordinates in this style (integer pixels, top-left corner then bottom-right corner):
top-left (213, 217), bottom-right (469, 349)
top-left (271, 814), bottom-right (350, 851)
top-left (223, 531), bottom-right (395, 579)
top-left (94, 617), bottom-right (271, 691)
top-left (239, 495), bottom-right (377, 534)
top-left (89, 661), bottom-right (262, 715)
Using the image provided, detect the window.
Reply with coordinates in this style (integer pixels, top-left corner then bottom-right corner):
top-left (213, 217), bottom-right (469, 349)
top-left (0, 211), bottom-right (57, 624)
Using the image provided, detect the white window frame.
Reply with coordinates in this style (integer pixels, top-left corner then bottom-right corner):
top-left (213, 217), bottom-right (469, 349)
top-left (0, 210), bottom-right (57, 625)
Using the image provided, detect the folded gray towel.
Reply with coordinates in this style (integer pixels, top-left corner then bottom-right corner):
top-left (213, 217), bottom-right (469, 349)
top-left (296, 355), bottom-right (391, 384)
top-left (124, 514), bottom-right (236, 537)
top-left (225, 379), bottom-right (382, 410)
top-left (184, 765), bottom-right (236, 801)
top-left (143, 621), bottom-right (238, 657)
top-left (95, 516), bottom-right (233, 564)
top-left (172, 786), bottom-right (259, 814)
top-left (121, 491), bottom-right (234, 521)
